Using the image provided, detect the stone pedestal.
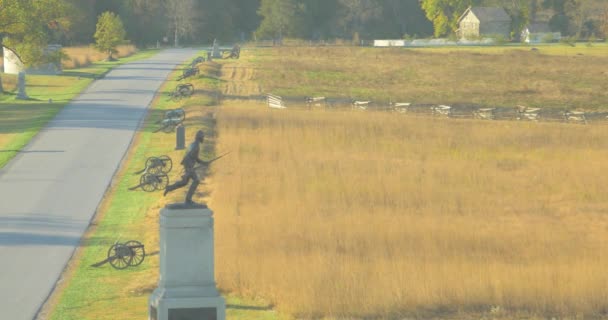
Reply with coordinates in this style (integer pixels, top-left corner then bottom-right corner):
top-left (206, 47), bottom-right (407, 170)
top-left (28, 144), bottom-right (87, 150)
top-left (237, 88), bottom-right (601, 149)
top-left (17, 72), bottom-right (28, 100)
top-left (175, 125), bottom-right (185, 150)
top-left (212, 39), bottom-right (221, 58)
top-left (149, 205), bottom-right (225, 320)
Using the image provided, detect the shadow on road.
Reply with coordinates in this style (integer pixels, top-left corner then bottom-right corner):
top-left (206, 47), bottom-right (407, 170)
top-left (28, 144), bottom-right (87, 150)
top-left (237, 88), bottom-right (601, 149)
top-left (0, 232), bottom-right (82, 246)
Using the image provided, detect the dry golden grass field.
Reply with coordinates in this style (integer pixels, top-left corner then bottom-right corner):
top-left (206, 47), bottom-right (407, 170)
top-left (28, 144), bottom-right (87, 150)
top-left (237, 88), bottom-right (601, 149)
top-left (207, 46), bottom-right (608, 319)
top-left (62, 44), bottom-right (137, 68)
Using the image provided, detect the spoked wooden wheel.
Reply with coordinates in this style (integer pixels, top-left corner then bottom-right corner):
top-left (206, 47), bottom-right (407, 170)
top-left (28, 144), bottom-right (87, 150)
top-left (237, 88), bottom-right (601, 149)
top-left (153, 173), bottom-right (169, 191)
top-left (158, 155), bottom-right (172, 173)
top-left (125, 240), bottom-right (145, 267)
top-left (145, 157), bottom-right (163, 174)
top-left (140, 174), bottom-right (157, 192)
top-left (108, 244), bottom-right (133, 270)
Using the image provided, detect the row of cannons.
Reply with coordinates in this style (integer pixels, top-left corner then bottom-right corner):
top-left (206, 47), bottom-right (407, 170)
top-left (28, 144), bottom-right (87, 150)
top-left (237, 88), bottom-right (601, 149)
top-left (91, 54), bottom-right (202, 271)
top-left (91, 156), bottom-right (173, 269)
top-left (269, 94), bottom-right (602, 125)
top-left (176, 44), bottom-right (241, 81)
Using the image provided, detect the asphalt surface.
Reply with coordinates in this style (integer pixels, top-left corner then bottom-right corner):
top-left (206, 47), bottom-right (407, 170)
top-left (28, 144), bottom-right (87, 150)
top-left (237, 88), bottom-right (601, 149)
top-left (0, 49), bottom-right (198, 320)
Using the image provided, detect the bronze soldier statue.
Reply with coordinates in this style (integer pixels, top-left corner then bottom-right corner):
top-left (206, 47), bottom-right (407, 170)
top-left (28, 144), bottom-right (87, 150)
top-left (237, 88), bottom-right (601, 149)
top-left (164, 130), bottom-right (208, 205)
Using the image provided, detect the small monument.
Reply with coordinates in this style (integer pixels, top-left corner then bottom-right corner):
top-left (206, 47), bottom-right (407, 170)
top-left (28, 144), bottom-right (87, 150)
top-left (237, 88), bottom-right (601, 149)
top-left (176, 125), bottom-right (185, 150)
top-left (148, 204), bottom-right (226, 320)
top-left (212, 39), bottom-right (221, 59)
top-left (16, 72), bottom-right (28, 100)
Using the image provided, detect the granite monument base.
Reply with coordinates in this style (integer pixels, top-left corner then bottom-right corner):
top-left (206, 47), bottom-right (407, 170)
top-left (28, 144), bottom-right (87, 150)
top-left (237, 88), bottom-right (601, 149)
top-left (148, 205), bottom-right (225, 320)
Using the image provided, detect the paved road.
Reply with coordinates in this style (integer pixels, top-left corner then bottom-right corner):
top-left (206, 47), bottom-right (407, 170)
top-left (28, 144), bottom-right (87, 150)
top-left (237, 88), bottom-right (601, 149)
top-left (0, 49), bottom-right (198, 320)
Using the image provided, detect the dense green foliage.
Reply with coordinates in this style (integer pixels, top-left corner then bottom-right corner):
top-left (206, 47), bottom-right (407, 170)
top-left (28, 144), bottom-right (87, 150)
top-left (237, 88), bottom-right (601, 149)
top-left (0, 0), bottom-right (71, 65)
top-left (3, 0), bottom-right (608, 49)
top-left (94, 12), bottom-right (126, 60)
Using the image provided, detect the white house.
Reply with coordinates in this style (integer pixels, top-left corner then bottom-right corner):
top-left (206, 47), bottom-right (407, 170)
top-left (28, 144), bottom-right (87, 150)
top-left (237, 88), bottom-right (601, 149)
top-left (521, 23), bottom-right (561, 43)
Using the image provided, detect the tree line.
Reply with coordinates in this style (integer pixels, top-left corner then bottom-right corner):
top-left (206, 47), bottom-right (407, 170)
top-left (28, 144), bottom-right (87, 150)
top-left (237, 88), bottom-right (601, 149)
top-left (1, 0), bottom-right (607, 52)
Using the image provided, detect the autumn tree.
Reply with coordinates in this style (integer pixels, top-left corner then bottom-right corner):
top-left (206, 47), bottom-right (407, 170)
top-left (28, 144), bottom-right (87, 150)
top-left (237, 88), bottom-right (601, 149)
top-left (420, 0), bottom-right (473, 37)
top-left (0, 0), bottom-right (72, 92)
top-left (94, 11), bottom-right (126, 61)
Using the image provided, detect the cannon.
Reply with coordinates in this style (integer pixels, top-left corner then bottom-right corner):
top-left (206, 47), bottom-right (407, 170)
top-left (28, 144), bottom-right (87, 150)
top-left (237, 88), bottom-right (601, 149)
top-left (177, 66), bottom-right (199, 81)
top-left (190, 56), bottom-right (205, 67)
top-left (155, 109), bottom-right (185, 133)
top-left (168, 83), bottom-right (194, 101)
top-left (91, 240), bottom-right (145, 270)
top-left (134, 155), bottom-right (173, 175)
top-left (129, 172), bottom-right (169, 192)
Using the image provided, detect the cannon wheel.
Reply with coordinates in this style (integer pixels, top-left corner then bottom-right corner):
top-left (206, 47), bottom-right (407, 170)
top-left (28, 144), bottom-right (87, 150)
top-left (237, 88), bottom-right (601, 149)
top-left (125, 240), bottom-right (145, 267)
top-left (177, 109), bottom-right (186, 122)
top-left (145, 157), bottom-right (162, 174)
top-left (140, 174), bottom-right (157, 192)
top-left (177, 85), bottom-right (193, 98)
top-left (158, 155), bottom-right (173, 173)
top-left (153, 173), bottom-right (169, 191)
top-left (170, 91), bottom-right (183, 101)
top-left (108, 243), bottom-right (133, 270)
top-left (162, 122), bottom-right (178, 133)
top-left (185, 83), bottom-right (194, 95)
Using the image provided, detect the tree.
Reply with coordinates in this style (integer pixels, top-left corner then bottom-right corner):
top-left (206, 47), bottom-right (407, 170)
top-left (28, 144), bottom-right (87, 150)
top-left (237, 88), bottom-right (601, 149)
top-left (0, 0), bottom-right (72, 92)
top-left (94, 11), bottom-right (126, 61)
top-left (420, 0), bottom-right (473, 37)
top-left (381, 0), bottom-right (433, 38)
top-left (336, 0), bottom-right (383, 39)
top-left (256, 0), bottom-right (299, 41)
top-left (232, 0), bottom-right (262, 40)
top-left (165, 0), bottom-right (197, 47)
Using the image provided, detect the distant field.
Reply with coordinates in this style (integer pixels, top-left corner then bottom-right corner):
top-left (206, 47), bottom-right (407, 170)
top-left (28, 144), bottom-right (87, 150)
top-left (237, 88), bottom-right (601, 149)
top-left (207, 45), bottom-right (608, 318)
top-left (235, 45), bottom-right (608, 109)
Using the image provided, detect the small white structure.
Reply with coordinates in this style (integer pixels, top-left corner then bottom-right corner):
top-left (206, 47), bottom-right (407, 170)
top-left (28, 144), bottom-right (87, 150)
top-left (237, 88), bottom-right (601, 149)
top-left (3, 47), bottom-right (24, 74)
top-left (3, 45), bottom-right (62, 75)
top-left (373, 40), bottom-right (407, 47)
top-left (521, 23), bottom-right (561, 43)
top-left (149, 205), bottom-right (226, 320)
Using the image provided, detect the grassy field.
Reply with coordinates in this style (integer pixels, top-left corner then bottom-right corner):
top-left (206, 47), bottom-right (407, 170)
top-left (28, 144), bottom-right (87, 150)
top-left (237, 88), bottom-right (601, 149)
top-left (206, 45), bottom-right (608, 319)
top-left (44, 55), bottom-right (289, 320)
top-left (0, 48), bottom-right (158, 168)
top-left (43, 45), bottom-right (608, 320)
top-left (211, 105), bottom-right (608, 318)
top-left (238, 44), bottom-right (608, 109)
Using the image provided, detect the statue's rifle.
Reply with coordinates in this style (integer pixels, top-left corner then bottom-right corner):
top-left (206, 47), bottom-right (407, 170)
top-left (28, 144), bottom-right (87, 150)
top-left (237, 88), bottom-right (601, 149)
top-left (194, 151), bottom-right (231, 170)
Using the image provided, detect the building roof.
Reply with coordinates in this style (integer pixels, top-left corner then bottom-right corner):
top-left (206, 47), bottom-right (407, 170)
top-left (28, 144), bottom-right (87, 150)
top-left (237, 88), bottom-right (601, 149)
top-left (527, 22), bottom-right (551, 33)
top-left (459, 7), bottom-right (511, 23)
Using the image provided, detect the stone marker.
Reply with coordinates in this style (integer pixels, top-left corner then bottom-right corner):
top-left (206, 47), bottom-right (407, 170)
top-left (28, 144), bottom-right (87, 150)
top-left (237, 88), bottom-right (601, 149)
top-left (17, 72), bottom-right (28, 100)
top-left (149, 205), bottom-right (226, 320)
top-left (212, 39), bottom-right (221, 59)
top-left (176, 125), bottom-right (185, 150)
